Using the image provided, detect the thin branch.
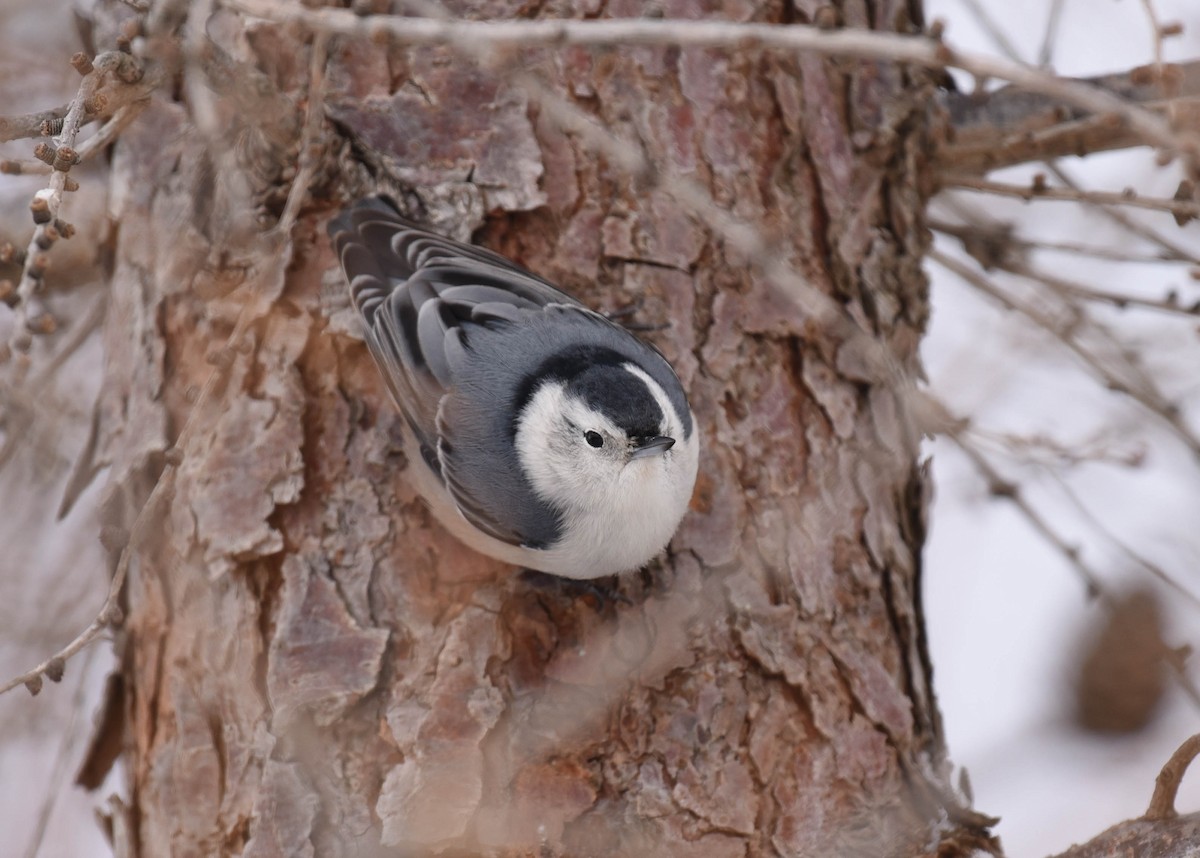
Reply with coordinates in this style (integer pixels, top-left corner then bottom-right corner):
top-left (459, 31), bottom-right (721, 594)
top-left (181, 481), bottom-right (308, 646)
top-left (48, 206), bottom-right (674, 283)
top-left (1138, 0), bottom-right (1166, 73)
top-left (928, 248), bottom-right (1200, 458)
top-left (939, 96), bottom-right (1200, 174)
top-left (0, 53), bottom-right (159, 145)
top-left (1003, 260), bottom-right (1200, 318)
top-left (941, 173), bottom-right (1200, 220)
top-left (936, 408), bottom-right (1200, 715)
top-left (0, 469), bottom-right (160, 697)
top-left (970, 425), bottom-right (1146, 470)
top-left (4, 52), bottom-right (158, 359)
top-left (1036, 0), bottom-right (1066, 69)
top-left (275, 31), bottom-right (328, 238)
top-left (1045, 160), bottom-right (1200, 267)
top-left (219, 0), bottom-right (1200, 168)
top-left (939, 417), bottom-right (1105, 598)
top-left (939, 57), bottom-right (1200, 173)
top-left (0, 106), bottom-right (70, 144)
top-left (2, 103), bottom-right (149, 177)
top-left (958, 0), bottom-right (1024, 65)
top-left (1045, 469), bottom-right (1200, 613)
top-left (930, 218), bottom-right (1192, 264)
top-left (931, 400), bottom-right (1200, 720)
top-left (0, 285), bottom-right (270, 697)
top-left (20, 647), bottom-right (97, 858)
top-left (933, 221), bottom-right (1200, 315)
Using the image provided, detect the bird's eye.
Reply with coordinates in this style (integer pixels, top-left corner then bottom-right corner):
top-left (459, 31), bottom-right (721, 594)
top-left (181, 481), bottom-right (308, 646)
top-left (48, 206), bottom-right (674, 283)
top-left (585, 431), bottom-right (604, 448)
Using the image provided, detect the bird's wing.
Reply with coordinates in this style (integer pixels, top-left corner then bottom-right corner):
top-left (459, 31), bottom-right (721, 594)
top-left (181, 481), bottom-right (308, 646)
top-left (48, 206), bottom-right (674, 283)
top-left (328, 197), bottom-right (583, 548)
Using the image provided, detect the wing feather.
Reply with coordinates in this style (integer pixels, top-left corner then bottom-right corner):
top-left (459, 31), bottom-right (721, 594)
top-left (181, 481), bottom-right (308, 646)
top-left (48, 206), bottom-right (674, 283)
top-left (328, 197), bottom-right (579, 548)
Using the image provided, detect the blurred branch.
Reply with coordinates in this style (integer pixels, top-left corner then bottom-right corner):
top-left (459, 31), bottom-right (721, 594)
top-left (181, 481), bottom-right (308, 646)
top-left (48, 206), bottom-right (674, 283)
top-left (930, 218), bottom-right (1193, 265)
top-left (1, 103), bottom-right (147, 177)
top-left (221, 0), bottom-right (1200, 170)
top-left (1046, 470), bottom-right (1200, 613)
top-left (934, 409), bottom-right (1105, 598)
top-left (939, 62), bottom-right (1200, 173)
top-left (20, 648), bottom-right (97, 858)
top-left (1044, 161), bottom-right (1200, 266)
top-left (941, 173), bottom-right (1200, 222)
top-left (0, 52), bottom-right (159, 145)
top-left (275, 31), bottom-right (328, 237)
top-left (0, 107), bottom-right (73, 144)
top-left (933, 221), bottom-right (1200, 316)
top-left (0, 24), bottom-right (329, 697)
top-left (0, 284), bottom-right (262, 697)
top-left (1001, 261), bottom-right (1199, 318)
top-left (926, 399), bottom-right (1200, 716)
top-left (929, 248), bottom-right (1200, 459)
top-left (1036, 0), bottom-right (1066, 68)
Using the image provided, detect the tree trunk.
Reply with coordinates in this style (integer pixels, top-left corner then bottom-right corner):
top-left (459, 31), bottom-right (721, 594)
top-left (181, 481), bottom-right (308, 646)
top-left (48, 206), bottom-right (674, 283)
top-left (91, 0), bottom-right (995, 855)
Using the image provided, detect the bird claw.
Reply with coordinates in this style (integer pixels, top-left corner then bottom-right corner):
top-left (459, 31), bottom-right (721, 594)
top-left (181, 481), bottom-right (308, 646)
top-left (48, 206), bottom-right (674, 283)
top-left (518, 569), bottom-right (633, 610)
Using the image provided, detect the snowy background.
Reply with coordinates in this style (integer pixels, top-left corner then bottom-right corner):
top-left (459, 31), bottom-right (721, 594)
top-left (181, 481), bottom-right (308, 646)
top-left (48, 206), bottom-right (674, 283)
top-left (2, 1), bottom-right (1199, 856)
top-left (923, 0), bottom-right (1200, 855)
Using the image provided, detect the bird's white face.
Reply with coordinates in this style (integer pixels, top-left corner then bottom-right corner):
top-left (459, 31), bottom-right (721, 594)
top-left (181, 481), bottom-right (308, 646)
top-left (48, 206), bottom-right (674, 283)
top-left (514, 365), bottom-right (699, 575)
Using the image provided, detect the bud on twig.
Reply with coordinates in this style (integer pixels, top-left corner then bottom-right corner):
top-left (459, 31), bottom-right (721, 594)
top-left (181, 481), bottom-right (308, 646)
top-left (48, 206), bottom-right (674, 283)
top-left (30, 196), bottom-right (51, 224)
top-left (52, 146), bottom-right (78, 172)
top-left (33, 142), bottom-right (56, 166)
top-left (70, 52), bottom-right (94, 75)
top-left (35, 226), bottom-right (59, 250)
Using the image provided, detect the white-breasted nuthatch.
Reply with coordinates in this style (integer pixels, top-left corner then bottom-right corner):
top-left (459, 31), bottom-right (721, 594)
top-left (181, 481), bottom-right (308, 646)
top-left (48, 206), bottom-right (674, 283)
top-left (329, 197), bottom-right (699, 579)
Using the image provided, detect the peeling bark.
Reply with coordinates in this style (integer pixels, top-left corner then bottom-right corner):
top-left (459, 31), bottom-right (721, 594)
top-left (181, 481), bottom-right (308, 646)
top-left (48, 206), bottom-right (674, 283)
top-left (93, 1), bottom-right (1000, 856)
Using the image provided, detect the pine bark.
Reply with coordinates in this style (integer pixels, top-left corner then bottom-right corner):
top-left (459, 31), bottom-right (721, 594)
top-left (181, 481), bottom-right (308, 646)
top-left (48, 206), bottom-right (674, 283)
top-left (90, 0), bottom-right (996, 855)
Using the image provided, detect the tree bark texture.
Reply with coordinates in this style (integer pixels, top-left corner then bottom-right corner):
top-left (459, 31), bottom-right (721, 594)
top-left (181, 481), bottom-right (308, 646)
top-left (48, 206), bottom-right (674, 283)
top-left (91, 0), bottom-right (995, 855)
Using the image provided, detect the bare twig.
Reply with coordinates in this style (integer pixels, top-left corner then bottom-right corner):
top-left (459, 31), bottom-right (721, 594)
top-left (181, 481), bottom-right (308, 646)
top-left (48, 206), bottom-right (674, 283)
top-left (929, 248), bottom-right (1200, 458)
top-left (275, 32), bottom-right (328, 238)
top-left (930, 219), bottom-right (1192, 265)
top-left (938, 410), bottom-right (1200, 715)
top-left (1145, 733), bottom-right (1200, 820)
top-left (5, 52), bottom-right (158, 358)
top-left (1036, 0), bottom-right (1066, 68)
top-left (938, 415), bottom-right (1106, 598)
top-left (20, 648), bottom-right (97, 858)
top-left (939, 96), bottom-right (1200, 174)
top-left (941, 174), bottom-right (1200, 220)
top-left (2, 104), bottom-right (149, 177)
top-left (1045, 470), bottom-right (1200, 612)
top-left (219, 0), bottom-right (1200, 168)
top-left (958, 0), bottom-right (1024, 65)
top-left (933, 223), bottom-right (1200, 314)
top-left (1005, 260), bottom-right (1200, 318)
top-left (0, 107), bottom-right (71, 144)
top-left (0, 287), bottom-right (269, 697)
top-left (0, 55), bottom-right (158, 145)
top-left (1138, 0), bottom-right (1166, 73)
top-left (970, 426), bottom-right (1146, 470)
top-left (1045, 161), bottom-right (1200, 267)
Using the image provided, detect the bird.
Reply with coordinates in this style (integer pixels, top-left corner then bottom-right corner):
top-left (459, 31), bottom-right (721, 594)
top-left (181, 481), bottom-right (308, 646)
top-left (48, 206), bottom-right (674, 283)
top-left (328, 197), bottom-right (699, 580)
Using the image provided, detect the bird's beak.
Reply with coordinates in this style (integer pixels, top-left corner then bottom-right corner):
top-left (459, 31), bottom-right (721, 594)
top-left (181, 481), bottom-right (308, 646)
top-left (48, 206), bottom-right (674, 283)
top-left (630, 435), bottom-right (676, 460)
